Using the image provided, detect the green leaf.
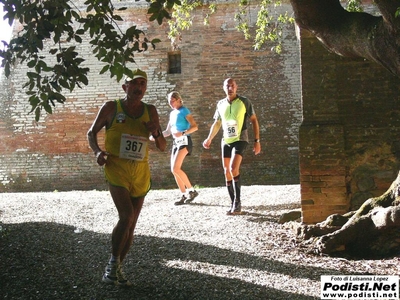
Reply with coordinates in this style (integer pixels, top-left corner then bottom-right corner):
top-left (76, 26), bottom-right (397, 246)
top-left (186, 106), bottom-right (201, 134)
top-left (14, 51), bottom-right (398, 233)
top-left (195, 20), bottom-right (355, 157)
top-left (59, 79), bottom-right (70, 89)
top-left (40, 93), bottom-right (48, 101)
top-left (29, 95), bottom-right (40, 108)
top-left (43, 102), bottom-right (53, 114)
top-left (27, 60), bottom-right (36, 68)
top-left (74, 35), bottom-right (82, 43)
top-left (4, 62), bottom-right (10, 77)
top-left (27, 72), bottom-right (40, 79)
top-left (80, 75), bottom-right (89, 86)
top-left (100, 65), bottom-right (109, 74)
top-left (72, 10), bottom-right (81, 20)
top-left (35, 107), bottom-right (41, 122)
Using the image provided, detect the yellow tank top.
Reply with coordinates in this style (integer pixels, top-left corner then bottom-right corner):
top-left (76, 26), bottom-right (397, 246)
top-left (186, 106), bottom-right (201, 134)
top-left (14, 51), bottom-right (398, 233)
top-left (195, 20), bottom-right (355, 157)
top-left (105, 99), bottom-right (151, 162)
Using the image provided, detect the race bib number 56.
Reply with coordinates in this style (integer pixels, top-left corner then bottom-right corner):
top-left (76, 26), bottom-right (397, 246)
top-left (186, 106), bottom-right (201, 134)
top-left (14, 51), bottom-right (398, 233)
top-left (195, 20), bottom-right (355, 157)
top-left (224, 120), bottom-right (239, 138)
top-left (119, 134), bottom-right (148, 161)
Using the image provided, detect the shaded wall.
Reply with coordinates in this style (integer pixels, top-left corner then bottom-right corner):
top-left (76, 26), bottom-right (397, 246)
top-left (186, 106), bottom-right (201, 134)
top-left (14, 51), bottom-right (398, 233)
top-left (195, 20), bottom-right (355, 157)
top-left (299, 29), bottom-right (400, 223)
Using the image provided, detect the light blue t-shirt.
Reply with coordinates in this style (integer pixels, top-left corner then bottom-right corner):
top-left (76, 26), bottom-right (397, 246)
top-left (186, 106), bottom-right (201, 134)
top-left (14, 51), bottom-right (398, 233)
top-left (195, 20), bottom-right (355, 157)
top-left (169, 106), bottom-right (191, 133)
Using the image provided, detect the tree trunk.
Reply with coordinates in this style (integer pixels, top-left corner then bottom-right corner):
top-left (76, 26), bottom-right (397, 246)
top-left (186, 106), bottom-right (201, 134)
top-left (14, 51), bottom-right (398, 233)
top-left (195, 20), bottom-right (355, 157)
top-left (298, 172), bottom-right (400, 258)
top-left (290, 0), bottom-right (400, 77)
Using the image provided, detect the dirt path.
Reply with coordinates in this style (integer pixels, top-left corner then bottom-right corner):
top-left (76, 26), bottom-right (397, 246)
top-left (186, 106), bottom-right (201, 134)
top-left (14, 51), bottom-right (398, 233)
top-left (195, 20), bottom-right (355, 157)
top-left (0, 185), bottom-right (398, 299)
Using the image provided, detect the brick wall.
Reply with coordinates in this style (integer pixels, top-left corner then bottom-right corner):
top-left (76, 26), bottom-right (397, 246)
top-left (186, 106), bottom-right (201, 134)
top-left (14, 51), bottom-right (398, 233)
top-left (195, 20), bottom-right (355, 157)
top-left (299, 29), bottom-right (400, 224)
top-left (0, 2), bottom-right (302, 192)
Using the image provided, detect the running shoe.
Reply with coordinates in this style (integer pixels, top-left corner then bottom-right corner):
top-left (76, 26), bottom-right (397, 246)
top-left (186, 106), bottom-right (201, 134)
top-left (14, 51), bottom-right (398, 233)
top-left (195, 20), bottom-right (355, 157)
top-left (185, 190), bottom-right (199, 203)
top-left (174, 195), bottom-right (187, 205)
top-left (227, 200), bottom-right (242, 215)
top-left (116, 265), bottom-right (132, 287)
top-left (102, 262), bottom-right (118, 284)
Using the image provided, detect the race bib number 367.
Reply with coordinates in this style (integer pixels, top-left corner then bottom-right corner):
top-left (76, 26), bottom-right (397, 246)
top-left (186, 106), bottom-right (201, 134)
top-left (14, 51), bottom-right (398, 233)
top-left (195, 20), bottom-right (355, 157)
top-left (119, 134), bottom-right (148, 161)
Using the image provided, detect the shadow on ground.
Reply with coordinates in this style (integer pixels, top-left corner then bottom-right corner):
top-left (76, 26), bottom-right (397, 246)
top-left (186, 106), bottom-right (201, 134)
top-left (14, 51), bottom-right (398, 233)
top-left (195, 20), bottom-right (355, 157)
top-left (1, 222), bottom-right (350, 300)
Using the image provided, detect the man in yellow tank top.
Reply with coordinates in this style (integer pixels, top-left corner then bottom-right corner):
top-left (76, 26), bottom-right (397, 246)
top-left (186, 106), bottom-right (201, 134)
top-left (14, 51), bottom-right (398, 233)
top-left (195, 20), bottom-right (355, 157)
top-left (87, 69), bottom-right (166, 286)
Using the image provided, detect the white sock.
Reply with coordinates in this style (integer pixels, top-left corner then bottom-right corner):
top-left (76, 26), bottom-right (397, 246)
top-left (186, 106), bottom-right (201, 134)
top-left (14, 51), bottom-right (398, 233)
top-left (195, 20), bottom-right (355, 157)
top-left (110, 255), bottom-right (120, 264)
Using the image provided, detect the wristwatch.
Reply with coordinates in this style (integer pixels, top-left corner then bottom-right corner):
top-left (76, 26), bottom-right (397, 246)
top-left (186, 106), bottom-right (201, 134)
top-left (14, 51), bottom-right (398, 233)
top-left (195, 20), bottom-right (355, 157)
top-left (254, 139), bottom-right (260, 143)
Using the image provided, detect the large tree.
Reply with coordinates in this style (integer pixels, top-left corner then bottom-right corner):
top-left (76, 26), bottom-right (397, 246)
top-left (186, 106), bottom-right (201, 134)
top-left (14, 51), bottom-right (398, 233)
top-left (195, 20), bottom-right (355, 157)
top-left (289, 0), bottom-right (400, 258)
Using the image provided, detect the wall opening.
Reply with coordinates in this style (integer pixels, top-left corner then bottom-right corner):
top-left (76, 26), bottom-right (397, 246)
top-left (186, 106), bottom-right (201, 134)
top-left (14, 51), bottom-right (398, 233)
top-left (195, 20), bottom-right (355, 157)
top-left (168, 51), bottom-right (181, 74)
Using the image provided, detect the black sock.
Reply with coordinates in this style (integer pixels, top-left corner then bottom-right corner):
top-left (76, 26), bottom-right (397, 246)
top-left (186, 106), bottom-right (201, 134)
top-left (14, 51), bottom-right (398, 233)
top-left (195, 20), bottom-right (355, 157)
top-left (226, 180), bottom-right (235, 202)
top-left (233, 175), bottom-right (241, 201)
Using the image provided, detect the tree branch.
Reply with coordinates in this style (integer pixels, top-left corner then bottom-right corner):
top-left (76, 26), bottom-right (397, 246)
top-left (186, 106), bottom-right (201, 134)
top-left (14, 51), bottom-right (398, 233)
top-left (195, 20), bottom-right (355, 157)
top-left (290, 0), bottom-right (400, 77)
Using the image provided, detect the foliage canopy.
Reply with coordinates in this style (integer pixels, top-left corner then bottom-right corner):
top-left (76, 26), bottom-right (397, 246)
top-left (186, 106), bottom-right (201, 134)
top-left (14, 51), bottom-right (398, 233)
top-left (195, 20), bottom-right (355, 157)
top-left (0, 0), bottom-right (374, 120)
top-left (0, 0), bottom-right (166, 120)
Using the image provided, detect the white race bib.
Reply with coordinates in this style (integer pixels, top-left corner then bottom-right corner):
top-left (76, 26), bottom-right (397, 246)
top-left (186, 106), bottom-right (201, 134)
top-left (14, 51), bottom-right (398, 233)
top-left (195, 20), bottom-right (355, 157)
top-left (174, 135), bottom-right (188, 147)
top-left (224, 120), bottom-right (239, 138)
top-left (119, 134), bottom-right (148, 161)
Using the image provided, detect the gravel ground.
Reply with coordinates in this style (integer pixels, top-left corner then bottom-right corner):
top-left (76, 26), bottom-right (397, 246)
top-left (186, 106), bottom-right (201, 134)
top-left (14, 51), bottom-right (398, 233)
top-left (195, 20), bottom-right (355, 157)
top-left (0, 185), bottom-right (399, 300)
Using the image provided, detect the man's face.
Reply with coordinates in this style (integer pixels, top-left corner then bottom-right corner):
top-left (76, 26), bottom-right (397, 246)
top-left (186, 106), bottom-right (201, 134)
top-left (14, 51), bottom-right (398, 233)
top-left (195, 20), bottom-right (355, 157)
top-left (223, 79), bottom-right (237, 100)
top-left (124, 78), bottom-right (147, 100)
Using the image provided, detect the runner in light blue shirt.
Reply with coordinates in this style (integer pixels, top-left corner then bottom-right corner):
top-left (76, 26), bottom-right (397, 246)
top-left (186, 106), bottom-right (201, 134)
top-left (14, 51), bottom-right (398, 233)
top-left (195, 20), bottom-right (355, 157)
top-left (159, 91), bottom-right (199, 205)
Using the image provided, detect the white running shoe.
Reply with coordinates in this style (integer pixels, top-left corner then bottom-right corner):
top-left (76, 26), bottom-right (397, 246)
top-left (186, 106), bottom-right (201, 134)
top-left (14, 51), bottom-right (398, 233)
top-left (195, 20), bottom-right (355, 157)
top-left (102, 262), bottom-right (118, 284)
top-left (102, 262), bottom-right (132, 287)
